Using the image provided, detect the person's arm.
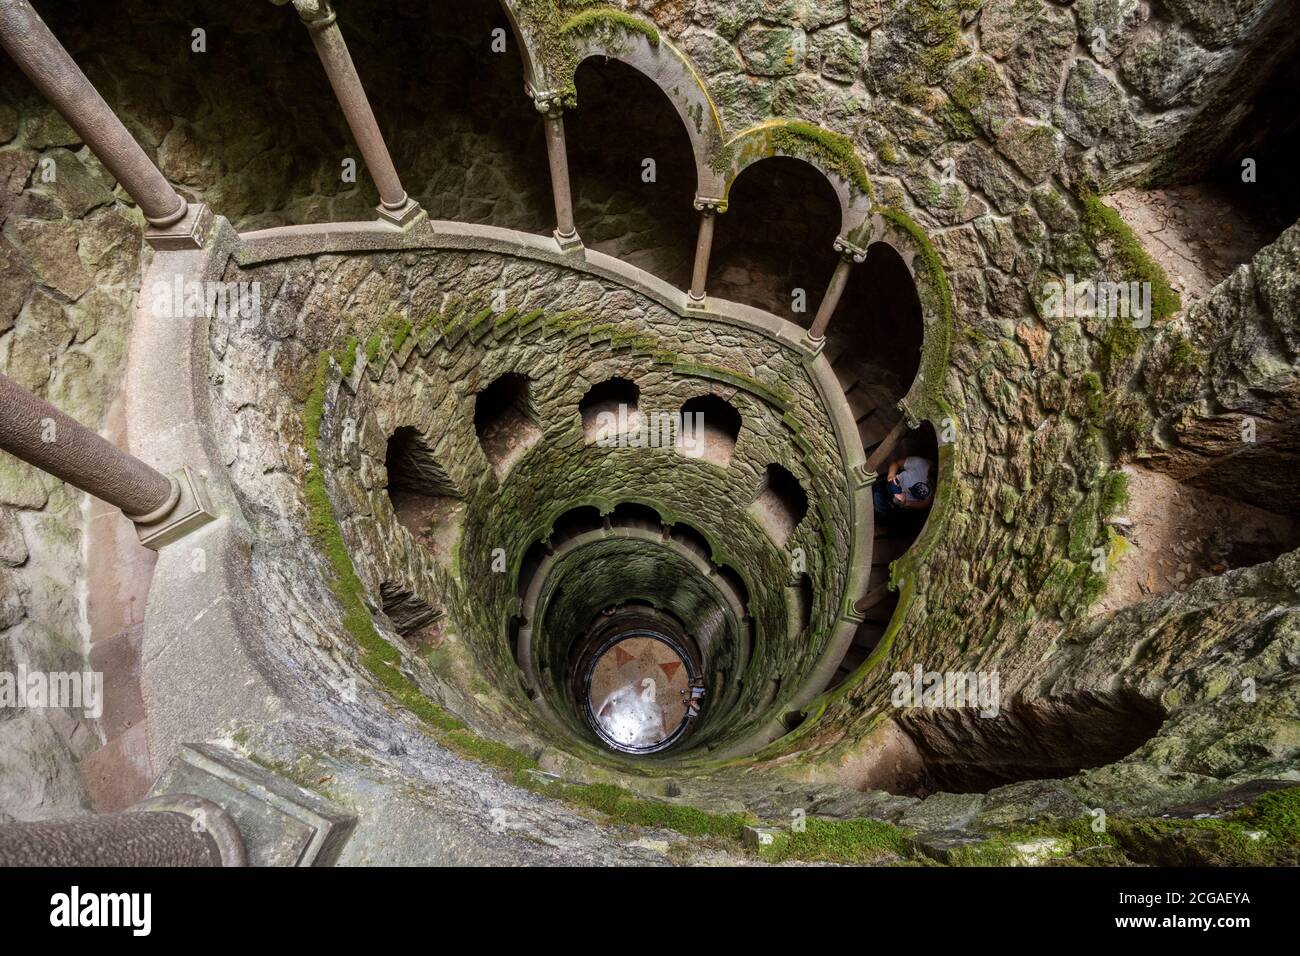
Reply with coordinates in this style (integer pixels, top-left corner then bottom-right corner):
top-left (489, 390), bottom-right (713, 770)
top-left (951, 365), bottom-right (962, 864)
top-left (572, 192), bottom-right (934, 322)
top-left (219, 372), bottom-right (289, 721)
top-left (886, 458), bottom-right (904, 481)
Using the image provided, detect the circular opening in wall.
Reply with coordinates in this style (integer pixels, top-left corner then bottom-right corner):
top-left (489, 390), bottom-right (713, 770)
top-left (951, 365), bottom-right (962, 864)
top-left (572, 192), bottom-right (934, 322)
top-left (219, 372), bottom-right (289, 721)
top-left (583, 630), bottom-right (701, 754)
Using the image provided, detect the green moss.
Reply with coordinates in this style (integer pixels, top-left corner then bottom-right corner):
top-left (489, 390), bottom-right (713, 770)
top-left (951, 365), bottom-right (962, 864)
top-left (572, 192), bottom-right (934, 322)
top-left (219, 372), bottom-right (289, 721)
top-left (559, 9), bottom-right (659, 46)
top-left (364, 314), bottom-right (413, 364)
top-left (1106, 391), bottom-right (1153, 453)
top-left (1239, 787), bottom-right (1300, 845)
top-left (948, 817), bottom-right (1114, 866)
top-left (769, 121), bottom-right (873, 198)
top-left (1165, 329), bottom-right (1205, 383)
top-left (670, 362), bottom-right (792, 410)
top-left (515, 773), bottom-right (753, 838)
top-left (1078, 189), bottom-right (1181, 324)
top-left (1079, 371), bottom-right (1105, 424)
top-left (1102, 313), bottom-right (1141, 381)
top-left (302, 350), bottom-right (539, 774)
top-left (514, 2), bottom-right (660, 105)
top-left (936, 103), bottom-right (977, 140)
top-left (942, 794), bottom-right (1300, 866)
top-left (912, 0), bottom-right (969, 80)
top-left (1099, 468), bottom-right (1128, 516)
top-left (760, 818), bottom-right (911, 865)
top-left (947, 59), bottom-right (998, 112)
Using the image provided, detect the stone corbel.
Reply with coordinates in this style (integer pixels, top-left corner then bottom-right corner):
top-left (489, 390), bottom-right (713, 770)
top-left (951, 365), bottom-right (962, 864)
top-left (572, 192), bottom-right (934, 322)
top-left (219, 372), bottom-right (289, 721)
top-left (833, 235), bottom-right (869, 264)
top-left (273, 0), bottom-right (335, 28)
top-left (853, 464), bottom-right (879, 488)
top-left (146, 202), bottom-right (215, 251)
top-left (131, 466), bottom-right (218, 550)
top-left (531, 88), bottom-right (566, 120)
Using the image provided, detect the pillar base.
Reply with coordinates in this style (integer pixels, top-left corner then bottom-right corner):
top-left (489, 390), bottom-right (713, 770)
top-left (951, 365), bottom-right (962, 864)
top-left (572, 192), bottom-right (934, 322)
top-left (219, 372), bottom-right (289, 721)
top-left (133, 465), bottom-right (216, 550)
top-left (145, 203), bottom-right (213, 251)
top-left (376, 196), bottom-right (422, 227)
top-left (554, 228), bottom-right (583, 252)
top-left (854, 464), bottom-right (879, 488)
top-left (797, 331), bottom-right (827, 360)
top-left (685, 292), bottom-right (709, 313)
top-left (150, 742), bottom-right (357, 867)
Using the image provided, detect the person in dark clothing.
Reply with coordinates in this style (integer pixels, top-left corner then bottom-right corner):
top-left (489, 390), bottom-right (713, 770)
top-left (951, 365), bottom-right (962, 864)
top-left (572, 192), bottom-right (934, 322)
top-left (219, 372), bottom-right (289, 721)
top-left (873, 455), bottom-right (935, 534)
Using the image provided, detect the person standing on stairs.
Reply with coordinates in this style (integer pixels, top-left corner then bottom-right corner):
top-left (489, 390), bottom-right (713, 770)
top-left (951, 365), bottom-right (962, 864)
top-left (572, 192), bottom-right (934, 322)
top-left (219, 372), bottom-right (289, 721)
top-left (874, 455), bottom-right (935, 534)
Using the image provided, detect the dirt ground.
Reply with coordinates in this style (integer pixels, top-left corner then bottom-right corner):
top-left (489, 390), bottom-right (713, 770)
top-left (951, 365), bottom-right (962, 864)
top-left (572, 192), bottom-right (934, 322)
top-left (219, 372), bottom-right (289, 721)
top-left (1104, 183), bottom-right (1277, 307)
top-left (1099, 465), bottom-right (1300, 614)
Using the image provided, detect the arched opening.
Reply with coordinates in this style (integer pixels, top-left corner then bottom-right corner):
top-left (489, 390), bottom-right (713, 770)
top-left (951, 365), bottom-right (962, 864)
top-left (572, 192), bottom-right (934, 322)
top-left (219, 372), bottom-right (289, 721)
top-left (824, 241), bottom-right (925, 462)
top-left (677, 394), bottom-right (741, 467)
top-left (347, 0), bottom-right (553, 234)
top-left (474, 372), bottom-right (542, 477)
top-left (710, 157), bottom-right (842, 320)
top-left (790, 573), bottom-right (814, 636)
top-left (549, 505), bottom-right (604, 543)
top-left (750, 464), bottom-right (809, 548)
top-left (1099, 462), bottom-right (1300, 614)
top-left (714, 563), bottom-right (751, 617)
top-left (609, 501), bottom-right (663, 532)
top-left (879, 690), bottom-right (1167, 797)
top-left (378, 580), bottom-right (440, 644)
top-left (830, 421), bottom-right (940, 690)
top-left (567, 57), bottom-right (698, 287)
top-left (384, 426), bottom-right (464, 567)
top-left (516, 538), bottom-right (549, 596)
top-left (579, 376), bottom-right (640, 444)
top-left (669, 522), bottom-right (713, 563)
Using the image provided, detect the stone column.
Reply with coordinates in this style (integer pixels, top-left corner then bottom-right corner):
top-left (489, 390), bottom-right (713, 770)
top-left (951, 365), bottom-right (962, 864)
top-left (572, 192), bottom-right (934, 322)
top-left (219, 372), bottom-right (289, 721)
top-left (533, 91), bottom-right (581, 251)
top-left (0, 795), bottom-right (246, 867)
top-left (280, 0), bottom-right (419, 225)
top-left (0, 0), bottom-right (209, 249)
top-left (687, 197), bottom-right (724, 309)
top-left (0, 373), bottom-right (215, 548)
top-left (807, 237), bottom-right (869, 342)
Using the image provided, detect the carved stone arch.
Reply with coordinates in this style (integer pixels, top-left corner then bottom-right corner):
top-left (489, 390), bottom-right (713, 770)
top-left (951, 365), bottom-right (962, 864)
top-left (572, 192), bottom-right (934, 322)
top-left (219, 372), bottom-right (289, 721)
top-left (722, 120), bottom-right (875, 246)
top-left (862, 209), bottom-right (955, 428)
top-left (565, 25), bottom-right (727, 200)
top-left (493, 0), bottom-right (547, 90)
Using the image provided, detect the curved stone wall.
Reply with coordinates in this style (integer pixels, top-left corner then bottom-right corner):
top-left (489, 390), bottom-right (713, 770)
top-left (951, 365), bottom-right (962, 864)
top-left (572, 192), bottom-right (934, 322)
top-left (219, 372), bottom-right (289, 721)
top-left (200, 224), bottom-right (866, 765)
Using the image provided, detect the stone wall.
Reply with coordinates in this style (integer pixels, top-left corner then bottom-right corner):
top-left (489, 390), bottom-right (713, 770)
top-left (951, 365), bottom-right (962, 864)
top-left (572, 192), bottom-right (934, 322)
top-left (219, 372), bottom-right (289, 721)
top-left (1141, 221), bottom-right (1300, 515)
top-left (3, 0), bottom-right (1299, 826)
top-left (205, 243), bottom-right (856, 761)
top-left (0, 74), bottom-right (148, 821)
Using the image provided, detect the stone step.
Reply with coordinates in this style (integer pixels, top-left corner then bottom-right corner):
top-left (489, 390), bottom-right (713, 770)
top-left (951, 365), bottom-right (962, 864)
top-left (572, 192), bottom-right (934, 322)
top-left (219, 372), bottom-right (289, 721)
top-left (81, 721), bottom-right (153, 813)
top-left (851, 619), bottom-right (885, 650)
top-left (831, 359), bottom-right (857, 391)
top-left (87, 623), bottom-right (145, 741)
top-left (845, 386), bottom-right (875, 422)
top-left (858, 411), bottom-right (892, 449)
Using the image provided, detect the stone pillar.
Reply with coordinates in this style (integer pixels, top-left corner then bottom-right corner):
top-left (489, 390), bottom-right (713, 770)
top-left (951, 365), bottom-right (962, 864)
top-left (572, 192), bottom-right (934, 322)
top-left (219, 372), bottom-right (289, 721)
top-left (533, 90), bottom-right (581, 251)
top-left (0, 373), bottom-right (215, 549)
top-left (687, 197), bottom-right (724, 309)
top-left (280, 0), bottom-right (419, 225)
top-left (0, 795), bottom-right (246, 867)
top-left (807, 237), bottom-right (869, 343)
top-left (0, 0), bottom-right (209, 249)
